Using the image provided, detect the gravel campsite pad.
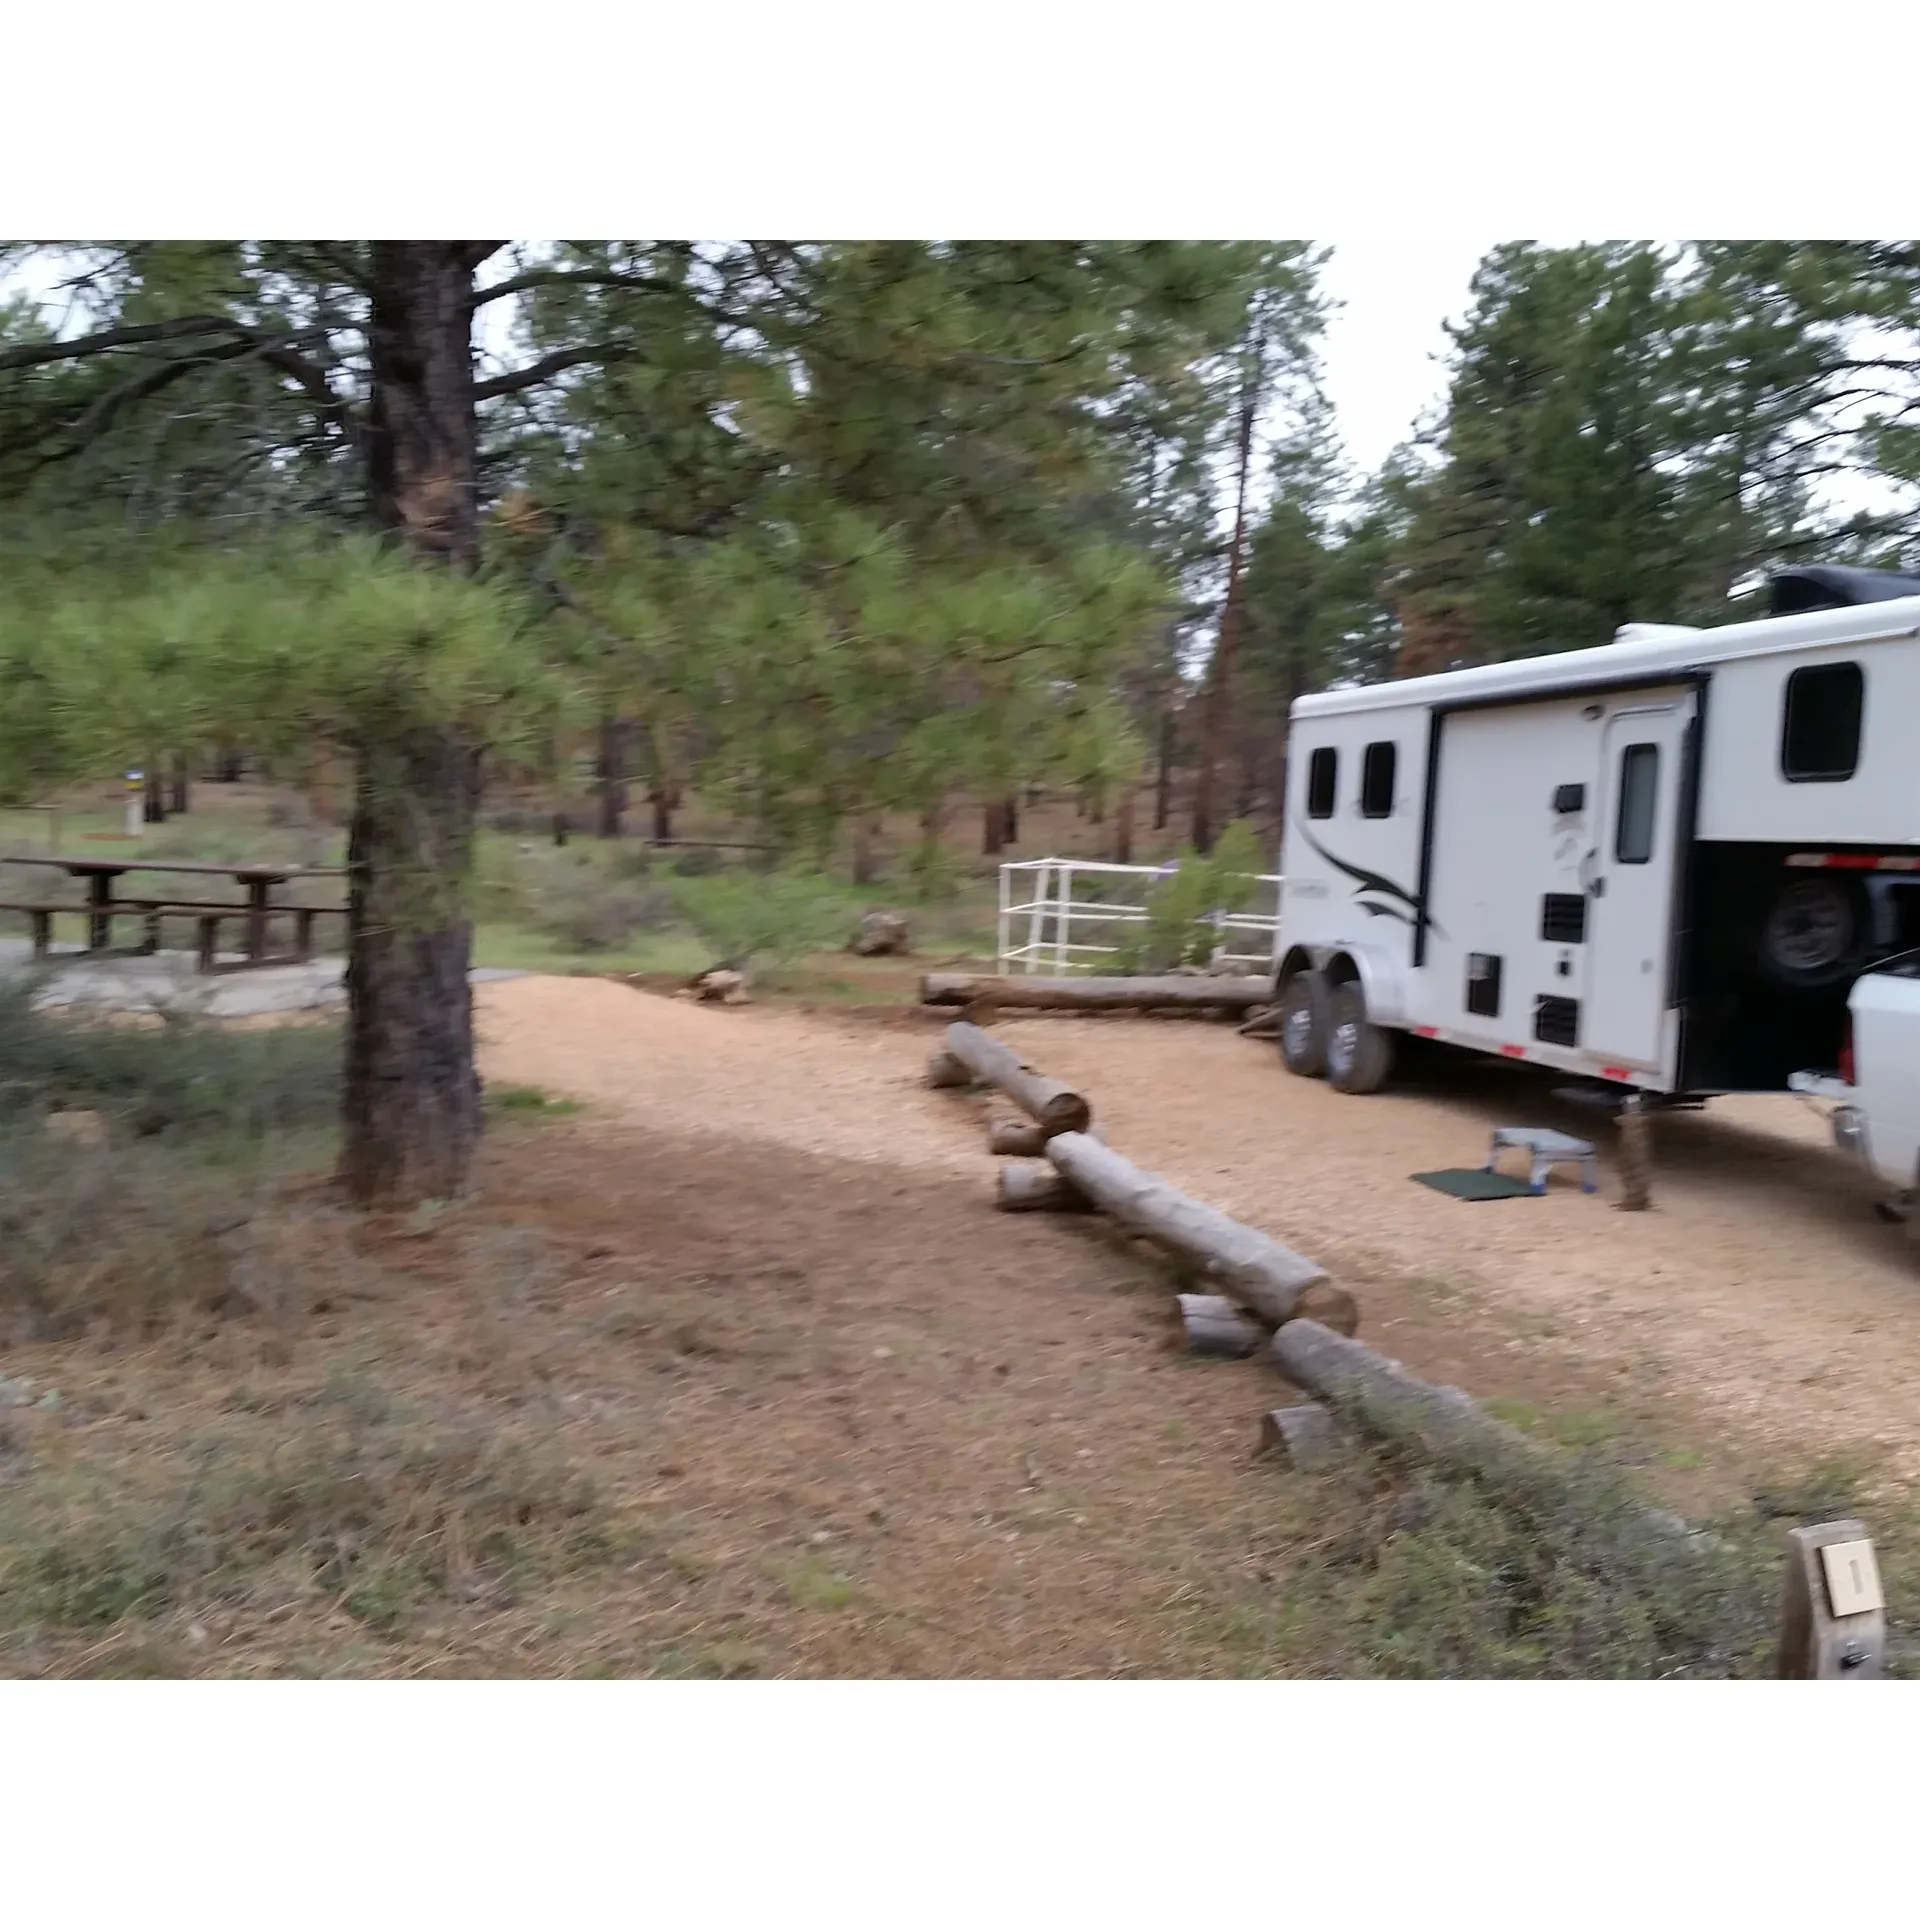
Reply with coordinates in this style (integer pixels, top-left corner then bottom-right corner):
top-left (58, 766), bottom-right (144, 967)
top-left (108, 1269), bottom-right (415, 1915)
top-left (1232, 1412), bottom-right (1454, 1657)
top-left (477, 977), bottom-right (1920, 1489)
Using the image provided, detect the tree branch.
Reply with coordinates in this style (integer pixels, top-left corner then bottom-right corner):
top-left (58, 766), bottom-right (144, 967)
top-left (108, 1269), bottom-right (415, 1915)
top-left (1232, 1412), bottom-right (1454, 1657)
top-left (472, 341), bottom-right (633, 401)
top-left (469, 266), bottom-right (677, 312)
top-left (0, 314), bottom-right (249, 372)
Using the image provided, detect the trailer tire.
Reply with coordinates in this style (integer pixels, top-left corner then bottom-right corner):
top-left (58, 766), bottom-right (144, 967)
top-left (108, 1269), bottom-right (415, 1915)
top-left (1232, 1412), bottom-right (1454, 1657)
top-left (1757, 873), bottom-right (1867, 990)
top-left (1325, 980), bottom-right (1395, 1095)
top-left (1277, 970), bottom-right (1330, 1077)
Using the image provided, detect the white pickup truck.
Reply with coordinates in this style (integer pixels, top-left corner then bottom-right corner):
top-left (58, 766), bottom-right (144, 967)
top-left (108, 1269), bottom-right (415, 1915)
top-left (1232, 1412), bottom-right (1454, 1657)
top-left (1791, 950), bottom-right (1920, 1230)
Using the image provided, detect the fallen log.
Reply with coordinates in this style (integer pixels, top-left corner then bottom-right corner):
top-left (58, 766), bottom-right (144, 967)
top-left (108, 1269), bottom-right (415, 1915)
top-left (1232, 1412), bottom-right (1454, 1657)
top-left (1256, 1403), bottom-right (1346, 1470)
top-left (1267, 1319), bottom-right (1699, 1545)
top-left (1236, 1006), bottom-right (1284, 1039)
top-left (995, 1164), bottom-right (1093, 1213)
top-left (1044, 1131), bottom-right (1358, 1335)
top-left (920, 971), bottom-right (1271, 1015)
top-left (1174, 1293), bottom-right (1265, 1358)
top-left (925, 1050), bottom-right (971, 1089)
top-left (987, 1116), bottom-right (1048, 1157)
top-left (943, 1021), bottom-right (1092, 1136)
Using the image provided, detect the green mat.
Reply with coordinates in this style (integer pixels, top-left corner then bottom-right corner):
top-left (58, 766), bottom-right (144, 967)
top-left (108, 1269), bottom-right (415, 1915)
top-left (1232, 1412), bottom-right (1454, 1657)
top-left (1411, 1167), bottom-right (1538, 1202)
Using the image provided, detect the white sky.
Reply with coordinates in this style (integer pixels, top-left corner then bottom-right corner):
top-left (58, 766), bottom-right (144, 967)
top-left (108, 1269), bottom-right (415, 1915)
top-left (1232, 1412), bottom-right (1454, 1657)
top-left (1316, 239), bottom-right (1497, 474)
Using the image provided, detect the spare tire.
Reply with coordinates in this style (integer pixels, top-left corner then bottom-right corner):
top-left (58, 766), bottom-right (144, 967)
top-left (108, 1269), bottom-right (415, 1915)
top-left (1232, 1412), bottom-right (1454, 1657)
top-left (1757, 873), bottom-right (1867, 989)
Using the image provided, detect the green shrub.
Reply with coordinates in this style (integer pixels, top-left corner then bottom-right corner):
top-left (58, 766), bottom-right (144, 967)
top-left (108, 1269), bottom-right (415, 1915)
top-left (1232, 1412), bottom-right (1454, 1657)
top-left (673, 870), bottom-right (846, 981)
top-left (1102, 819), bottom-right (1267, 973)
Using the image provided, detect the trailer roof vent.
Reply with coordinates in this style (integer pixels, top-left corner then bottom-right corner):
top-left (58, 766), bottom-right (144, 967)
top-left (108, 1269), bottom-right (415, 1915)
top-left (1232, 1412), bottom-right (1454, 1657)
top-left (1768, 564), bottom-right (1920, 618)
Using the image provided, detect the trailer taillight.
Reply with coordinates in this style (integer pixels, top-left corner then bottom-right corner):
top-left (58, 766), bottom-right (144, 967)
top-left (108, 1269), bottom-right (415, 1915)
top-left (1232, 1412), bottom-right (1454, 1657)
top-left (1840, 1017), bottom-right (1855, 1085)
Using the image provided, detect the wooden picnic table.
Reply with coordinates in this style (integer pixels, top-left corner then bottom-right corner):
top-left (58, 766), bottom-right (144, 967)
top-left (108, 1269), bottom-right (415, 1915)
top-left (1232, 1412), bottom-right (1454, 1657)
top-left (1, 854), bottom-right (347, 962)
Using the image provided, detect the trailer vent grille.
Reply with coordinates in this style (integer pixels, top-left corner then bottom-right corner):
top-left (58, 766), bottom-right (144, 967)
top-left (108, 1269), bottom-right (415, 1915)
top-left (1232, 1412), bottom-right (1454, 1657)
top-left (1534, 995), bottom-right (1581, 1048)
top-left (1465, 953), bottom-right (1503, 1018)
top-left (1540, 892), bottom-right (1588, 944)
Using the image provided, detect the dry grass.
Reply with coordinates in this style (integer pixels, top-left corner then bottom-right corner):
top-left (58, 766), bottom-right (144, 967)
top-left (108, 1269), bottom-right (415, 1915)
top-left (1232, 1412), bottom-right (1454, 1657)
top-left (2, 971), bottom-right (1913, 1679)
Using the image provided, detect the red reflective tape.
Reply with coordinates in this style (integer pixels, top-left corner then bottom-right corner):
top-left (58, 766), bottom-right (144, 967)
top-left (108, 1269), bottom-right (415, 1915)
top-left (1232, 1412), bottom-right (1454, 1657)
top-left (1601, 1065), bottom-right (1630, 1080)
top-left (1499, 1044), bottom-right (1526, 1058)
top-left (1414, 1025), bottom-right (1439, 1038)
top-left (1783, 851), bottom-right (1920, 872)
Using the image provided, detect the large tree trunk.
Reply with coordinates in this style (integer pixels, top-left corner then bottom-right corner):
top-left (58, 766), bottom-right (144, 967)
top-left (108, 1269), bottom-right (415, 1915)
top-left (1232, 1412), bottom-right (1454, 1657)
top-left (595, 713), bottom-right (631, 839)
top-left (340, 239), bottom-right (495, 1206)
top-left (982, 799), bottom-right (1006, 857)
top-left (649, 784), bottom-right (679, 844)
top-left (1110, 783), bottom-right (1136, 864)
top-left (851, 812), bottom-right (882, 885)
top-left (169, 754), bottom-right (190, 816)
top-left (143, 750), bottom-right (168, 824)
top-left (1191, 334), bottom-right (1264, 855)
top-left (1154, 708), bottom-right (1175, 830)
top-left (339, 724), bottom-right (485, 1206)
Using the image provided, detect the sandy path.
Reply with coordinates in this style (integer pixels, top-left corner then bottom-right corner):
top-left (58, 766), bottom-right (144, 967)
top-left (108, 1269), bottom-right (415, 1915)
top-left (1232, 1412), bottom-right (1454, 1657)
top-left (475, 975), bottom-right (983, 1177)
top-left (475, 977), bottom-right (1920, 1481)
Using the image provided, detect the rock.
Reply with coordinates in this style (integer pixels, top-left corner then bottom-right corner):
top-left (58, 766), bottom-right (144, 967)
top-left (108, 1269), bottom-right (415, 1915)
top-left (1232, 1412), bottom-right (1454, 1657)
top-left (0, 1376), bottom-right (35, 1409)
top-left (691, 968), bottom-right (749, 1005)
top-left (848, 910), bottom-right (911, 957)
top-left (45, 1109), bottom-right (107, 1148)
top-left (34, 1390), bottom-right (60, 1413)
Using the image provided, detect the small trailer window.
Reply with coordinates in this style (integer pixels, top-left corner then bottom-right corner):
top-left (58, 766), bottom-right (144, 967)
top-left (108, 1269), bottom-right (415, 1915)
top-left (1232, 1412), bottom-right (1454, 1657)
top-left (1360, 741), bottom-right (1397, 818)
top-left (1781, 662), bottom-right (1864, 781)
top-left (1615, 743), bottom-right (1659, 864)
top-left (1306, 746), bottom-right (1337, 819)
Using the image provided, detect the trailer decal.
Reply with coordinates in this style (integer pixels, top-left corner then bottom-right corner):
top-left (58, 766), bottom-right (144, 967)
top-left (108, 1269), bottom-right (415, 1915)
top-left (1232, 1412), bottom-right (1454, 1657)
top-left (1292, 822), bottom-right (1443, 942)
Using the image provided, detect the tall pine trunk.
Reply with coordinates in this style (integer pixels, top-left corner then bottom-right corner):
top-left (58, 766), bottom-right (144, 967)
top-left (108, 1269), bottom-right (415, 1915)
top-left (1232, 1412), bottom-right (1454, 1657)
top-left (143, 750), bottom-right (168, 824)
top-left (1110, 784), bottom-right (1136, 864)
top-left (1154, 709), bottom-right (1175, 830)
top-left (340, 240), bottom-right (492, 1207)
top-left (595, 713), bottom-right (631, 839)
top-left (169, 755), bottom-right (190, 816)
top-left (982, 798), bottom-right (1006, 856)
top-left (1191, 335), bottom-right (1262, 856)
top-left (648, 784), bottom-right (679, 844)
top-left (851, 812), bottom-right (881, 885)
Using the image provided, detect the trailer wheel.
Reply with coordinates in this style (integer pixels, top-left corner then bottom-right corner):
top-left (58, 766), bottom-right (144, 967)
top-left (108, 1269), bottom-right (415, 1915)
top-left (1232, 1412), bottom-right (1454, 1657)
top-left (1758, 874), bottom-right (1866, 990)
top-left (1325, 980), bottom-right (1396, 1095)
top-left (1277, 970), bottom-right (1330, 1078)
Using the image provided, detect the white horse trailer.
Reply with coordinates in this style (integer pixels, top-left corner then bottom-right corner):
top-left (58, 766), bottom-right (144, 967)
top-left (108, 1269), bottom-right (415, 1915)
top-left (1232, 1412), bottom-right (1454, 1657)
top-left (1271, 565), bottom-right (1920, 1102)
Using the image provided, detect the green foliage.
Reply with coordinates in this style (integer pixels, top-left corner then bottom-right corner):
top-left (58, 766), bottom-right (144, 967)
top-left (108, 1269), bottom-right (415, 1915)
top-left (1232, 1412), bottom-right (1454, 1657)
top-left (668, 869), bottom-right (850, 981)
top-left (1384, 240), bottom-right (1920, 673)
top-left (1104, 819), bottom-right (1265, 972)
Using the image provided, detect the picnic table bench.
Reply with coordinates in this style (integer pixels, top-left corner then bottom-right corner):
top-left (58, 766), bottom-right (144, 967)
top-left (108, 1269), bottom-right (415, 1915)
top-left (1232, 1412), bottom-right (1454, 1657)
top-left (0, 854), bottom-right (348, 974)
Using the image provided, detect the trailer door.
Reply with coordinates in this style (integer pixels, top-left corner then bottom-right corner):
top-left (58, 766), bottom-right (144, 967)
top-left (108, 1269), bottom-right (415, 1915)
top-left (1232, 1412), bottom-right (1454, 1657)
top-left (1583, 699), bottom-right (1692, 1069)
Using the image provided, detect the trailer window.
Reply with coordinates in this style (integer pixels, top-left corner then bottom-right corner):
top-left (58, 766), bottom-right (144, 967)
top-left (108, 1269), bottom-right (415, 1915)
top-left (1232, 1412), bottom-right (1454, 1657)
top-left (1781, 662), bottom-right (1863, 781)
top-left (1615, 743), bottom-right (1659, 864)
top-left (1360, 741), bottom-right (1397, 818)
top-left (1306, 747), bottom-right (1337, 819)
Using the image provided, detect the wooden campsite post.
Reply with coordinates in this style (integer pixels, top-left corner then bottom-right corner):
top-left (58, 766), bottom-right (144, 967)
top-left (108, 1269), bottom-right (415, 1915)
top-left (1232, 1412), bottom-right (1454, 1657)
top-left (1616, 1093), bottom-right (1652, 1212)
top-left (1777, 1520), bottom-right (1887, 1679)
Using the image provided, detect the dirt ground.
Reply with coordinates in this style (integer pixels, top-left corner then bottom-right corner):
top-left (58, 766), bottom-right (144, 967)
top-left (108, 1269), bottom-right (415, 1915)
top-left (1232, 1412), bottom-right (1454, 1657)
top-left (478, 975), bottom-right (1920, 1498)
top-left (7, 970), bottom-right (1903, 1678)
